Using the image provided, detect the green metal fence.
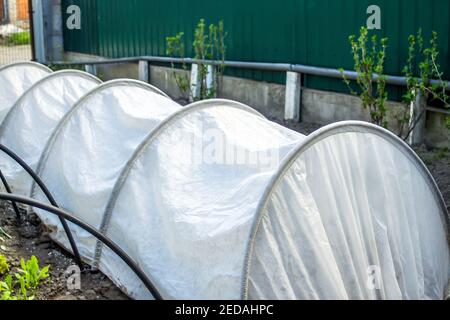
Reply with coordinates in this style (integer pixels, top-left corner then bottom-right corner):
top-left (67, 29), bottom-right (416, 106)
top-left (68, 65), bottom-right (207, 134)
top-left (62, 0), bottom-right (450, 100)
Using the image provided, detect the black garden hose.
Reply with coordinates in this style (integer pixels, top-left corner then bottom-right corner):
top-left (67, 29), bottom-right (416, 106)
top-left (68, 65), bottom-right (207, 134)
top-left (0, 192), bottom-right (163, 300)
top-left (0, 143), bottom-right (83, 269)
top-left (0, 168), bottom-right (21, 220)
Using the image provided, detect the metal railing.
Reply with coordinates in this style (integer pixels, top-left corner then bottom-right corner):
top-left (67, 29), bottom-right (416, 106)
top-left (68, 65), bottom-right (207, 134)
top-left (50, 55), bottom-right (450, 91)
top-left (48, 55), bottom-right (450, 118)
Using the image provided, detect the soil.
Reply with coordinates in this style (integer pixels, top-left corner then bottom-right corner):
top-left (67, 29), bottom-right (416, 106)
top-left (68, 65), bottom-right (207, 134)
top-left (416, 146), bottom-right (450, 213)
top-left (0, 120), bottom-right (448, 300)
top-left (0, 204), bottom-right (128, 300)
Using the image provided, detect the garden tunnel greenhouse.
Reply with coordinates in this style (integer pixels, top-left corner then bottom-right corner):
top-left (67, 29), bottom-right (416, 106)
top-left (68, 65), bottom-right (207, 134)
top-left (0, 61), bottom-right (449, 300)
top-left (0, 62), bottom-right (52, 124)
top-left (0, 69), bottom-right (102, 196)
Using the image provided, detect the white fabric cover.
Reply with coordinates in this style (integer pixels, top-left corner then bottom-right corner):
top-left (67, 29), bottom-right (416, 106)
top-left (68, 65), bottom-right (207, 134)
top-left (99, 101), bottom-right (304, 299)
top-left (30, 97), bottom-right (449, 300)
top-left (245, 126), bottom-right (450, 300)
top-left (0, 62), bottom-right (52, 124)
top-left (1, 63), bottom-right (448, 300)
top-left (0, 71), bottom-right (101, 196)
top-left (32, 80), bottom-right (180, 265)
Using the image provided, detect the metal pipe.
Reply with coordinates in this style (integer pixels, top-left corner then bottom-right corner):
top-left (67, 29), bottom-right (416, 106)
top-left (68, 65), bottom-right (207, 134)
top-left (28, 0), bottom-right (36, 62)
top-left (48, 55), bottom-right (450, 90)
top-left (427, 106), bottom-right (450, 115)
top-left (0, 192), bottom-right (163, 300)
top-left (0, 144), bottom-right (83, 269)
top-left (0, 168), bottom-right (21, 220)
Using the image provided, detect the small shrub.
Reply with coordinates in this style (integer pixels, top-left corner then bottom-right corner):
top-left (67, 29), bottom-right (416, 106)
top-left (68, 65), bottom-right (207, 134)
top-left (4, 32), bottom-right (31, 46)
top-left (342, 27), bottom-right (449, 133)
top-left (341, 27), bottom-right (389, 127)
top-left (399, 29), bottom-right (449, 138)
top-left (166, 18), bottom-right (227, 101)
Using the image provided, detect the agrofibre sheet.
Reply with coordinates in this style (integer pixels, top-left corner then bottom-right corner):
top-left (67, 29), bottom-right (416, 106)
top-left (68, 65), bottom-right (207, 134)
top-left (32, 80), bottom-right (180, 265)
top-left (0, 70), bottom-right (101, 196)
top-left (0, 62), bottom-right (448, 300)
top-left (0, 62), bottom-right (52, 123)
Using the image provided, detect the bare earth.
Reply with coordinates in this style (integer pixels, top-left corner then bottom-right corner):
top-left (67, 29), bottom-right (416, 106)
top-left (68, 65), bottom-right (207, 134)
top-left (0, 205), bottom-right (128, 300)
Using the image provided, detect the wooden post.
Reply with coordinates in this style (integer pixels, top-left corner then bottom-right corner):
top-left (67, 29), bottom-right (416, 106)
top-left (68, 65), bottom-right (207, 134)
top-left (408, 90), bottom-right (427, 146)
top-left (284, 71), bottom-right (302, 122)
top-left (138, 60), bottom-right (149, 83)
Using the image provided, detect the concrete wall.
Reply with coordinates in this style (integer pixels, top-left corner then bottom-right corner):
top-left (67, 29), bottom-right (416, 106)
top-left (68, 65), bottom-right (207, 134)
top-left (64, 51), bottom-right (450, 149)
top-left (219, 75), bottom-right (286, 121)
top-left (149, 65), bottom-right (285, 120)
top-left (425, 112), bottom-right (450, 149)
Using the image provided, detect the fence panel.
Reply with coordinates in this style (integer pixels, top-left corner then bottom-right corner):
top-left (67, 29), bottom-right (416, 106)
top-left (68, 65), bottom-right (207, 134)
top-left (0, 0), bottom-right (32, 65)
top-left (62, 0), bottom-right (450, 100)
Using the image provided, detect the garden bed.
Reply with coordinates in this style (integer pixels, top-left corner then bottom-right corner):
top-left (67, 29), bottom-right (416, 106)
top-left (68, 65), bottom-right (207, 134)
top-left (0, 204), bottom-right (127, 300)
top-left (0, 121), bottom-right (448, 300)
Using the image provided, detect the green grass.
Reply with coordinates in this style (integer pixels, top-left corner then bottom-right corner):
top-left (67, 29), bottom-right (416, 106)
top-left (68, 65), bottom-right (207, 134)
top-left (2, 32), bottom-right (31, 46)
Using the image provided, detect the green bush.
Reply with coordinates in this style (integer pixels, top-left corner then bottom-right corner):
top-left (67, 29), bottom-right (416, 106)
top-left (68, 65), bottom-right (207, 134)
top-left (166, 19), bottom-right (227, 101)
top-left (4, 32), bottom-right (31, 46)
top-left (340, 27), bottom-right (388, 127)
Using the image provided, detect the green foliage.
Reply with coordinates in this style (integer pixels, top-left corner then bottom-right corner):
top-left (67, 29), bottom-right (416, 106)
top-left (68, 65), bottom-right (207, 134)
top-left (166, 32), bottom-right (191, 97)
top-left (0, 275), bottom-right (17, 301)
top-left (341, 27), bottom-right (389, 127)
top-left (342, 27), bottom-right (450, 134)
top-left (0, 256), bottom-right (50, 300)
top-left (166, 19), bottom-right (227, 101)
top-left (0, 255), bottom-right (9, 276)
top-left (2, 32), bottom-right (31, 46)
top-left (400, 29), bottom-right (450, 137)
top-left (16, 256), bottom-right (50, 291)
